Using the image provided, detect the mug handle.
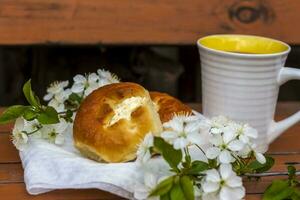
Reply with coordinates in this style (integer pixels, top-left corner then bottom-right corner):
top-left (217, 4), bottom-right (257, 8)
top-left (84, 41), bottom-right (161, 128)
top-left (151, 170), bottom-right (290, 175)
top-left (268, 67), bottom-right (300, 143)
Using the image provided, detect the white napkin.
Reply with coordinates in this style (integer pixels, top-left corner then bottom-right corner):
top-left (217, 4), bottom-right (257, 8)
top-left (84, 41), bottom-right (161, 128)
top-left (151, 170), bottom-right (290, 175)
top-left (20, 112), bottom-right (207, 199)
top-left (20, 127), bottom-right (144, 199)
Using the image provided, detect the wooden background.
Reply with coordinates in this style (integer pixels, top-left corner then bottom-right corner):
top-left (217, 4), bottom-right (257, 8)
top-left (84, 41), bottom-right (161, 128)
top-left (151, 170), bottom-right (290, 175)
top-left (0, 0), bottom-right (299, 45)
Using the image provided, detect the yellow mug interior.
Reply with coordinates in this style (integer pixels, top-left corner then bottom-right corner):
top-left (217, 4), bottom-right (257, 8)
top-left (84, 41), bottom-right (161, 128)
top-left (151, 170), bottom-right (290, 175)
top-left (198, 35), bottom-right (289, 54)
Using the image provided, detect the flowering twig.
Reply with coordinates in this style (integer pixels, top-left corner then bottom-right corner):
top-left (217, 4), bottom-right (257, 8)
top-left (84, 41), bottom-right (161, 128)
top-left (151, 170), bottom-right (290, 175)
top-left (245, 171), bottom-right (300, 177)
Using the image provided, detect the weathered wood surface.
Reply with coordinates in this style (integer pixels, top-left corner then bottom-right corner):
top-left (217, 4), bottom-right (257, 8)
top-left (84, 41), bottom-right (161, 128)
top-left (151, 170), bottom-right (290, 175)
top-left (0, 102), bottom-right (299, 199)
top-left (0, 0), bottom-right (299, 45)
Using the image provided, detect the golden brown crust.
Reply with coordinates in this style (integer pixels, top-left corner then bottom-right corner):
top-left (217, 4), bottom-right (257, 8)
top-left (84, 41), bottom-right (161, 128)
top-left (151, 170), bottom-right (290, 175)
top-left (73, 82), bottom-right (162, 163)
top-left (150, 92), bottom-right (192, 123)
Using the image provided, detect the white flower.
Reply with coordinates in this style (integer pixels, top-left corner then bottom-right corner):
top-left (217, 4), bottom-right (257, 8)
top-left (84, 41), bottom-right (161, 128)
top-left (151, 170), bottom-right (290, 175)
top-left (136, 133), bottom-right (154, 164)
top-left (71, 73), bottom-right (100, 97)
top-left (134, 171), bottom-right (159, 200)
top-left (41, 119), bottom-right (68, 145)
top-left (211, 116), bottom-right (231, 129)
top-left (97, 69), bottom-right (119, 85)
top-left (161, 115), bottom-right (204, 150)
top-left (43, 81), bottom-right (69, 101)
top-left (224, 123), bottom-right (258, 144)
top-left (206, 132), bottom-right (244, 164)
top-left (207, 116), bottom-right (232, 135)
top-left (237, 143), bottom-right (266, 164)
top-left (11, 118), bottom-right (28, 151)
top-left (23, 119), bottom-right (41, 132)
top-left (201, 164), bottom-right (245, 200)
top-left (22, 119), bottom-right (43, 138)
top-left (47, 88), bottom-right (72, 112)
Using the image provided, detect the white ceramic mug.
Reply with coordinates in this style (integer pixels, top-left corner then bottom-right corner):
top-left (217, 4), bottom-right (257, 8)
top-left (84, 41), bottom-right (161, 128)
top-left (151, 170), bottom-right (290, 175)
top-left (197, 34), bottom-right (300, 152)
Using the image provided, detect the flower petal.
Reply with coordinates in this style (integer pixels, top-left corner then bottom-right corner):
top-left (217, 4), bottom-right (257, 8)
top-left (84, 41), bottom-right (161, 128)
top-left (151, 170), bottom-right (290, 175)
top-left (84, 87), bottom-right (96, 96)
top-left (220, 186), bottom-right (245, 200)
top-left (14, 118), bottom-right (25, 130)
top-left (142, 151), bottom-right (151, 164)
top-left (220, 164), bottom-right (233, 180)
top-left (239, 135), bottom-right (249, 144)
top-left (206, 147), bottom-right (221, 159)
top-left (202, 192), bottom-right (219, 200)
top-left (88, 73), bottom-right (99, 83)
top-left (170, 118), bottom-right (184, 132)
top-left (202, 181), bottom-right (220, 193)
top-left (73, 74), bottom-right (86, 83)
top-left (227, 140), bottom-right (244, 151)
top-left (210, 127), bottom-right (222, 134)
top-left (255, 152), bottom-right (266, 164)
top-left (187, 131), bottom-right (203, 145)
top-left (244, 125), bottom-right (258, 139)
top-left (205, 169), bottom-right (221, 182)
top-left (226, 175), bottom-right (242, 187)
top-left (161, 131), bottom-right (178, 141)
top-left (61, 80), bottom-right (69, 88)
top-left (223, 127), bottom-right (236, 144)
top-left (43, 93), bottom-right (53, 101)
top-left (219, 150), bottom-right (234, 164)
top-left (184, 121), bottom-right (201, 132)
top-left (209, 134), bottom-right (223, 146)
top-left (71, 83), bottom-right (85, 93)
top-left (173, 137), bottom-right (189, 150)
top-left (237, 145), bottom-right (251, 158)
top-left (143, 133), bottom-right (154, 147)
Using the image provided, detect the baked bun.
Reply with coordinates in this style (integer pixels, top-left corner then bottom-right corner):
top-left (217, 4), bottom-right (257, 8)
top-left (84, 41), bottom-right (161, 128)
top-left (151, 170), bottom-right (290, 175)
top-left (74, 82), bottom-right (162, 163)
top-left (150, 92), bottom-right (192, 123)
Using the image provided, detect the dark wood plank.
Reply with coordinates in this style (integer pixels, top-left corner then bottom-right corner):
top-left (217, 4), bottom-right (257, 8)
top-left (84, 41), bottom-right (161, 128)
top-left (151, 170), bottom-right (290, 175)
top-left (246, 195), bottom-right (262, 200)
top-left (0, 0), bottom-right (300, 44)
top-left (0, 134), bottom-right (20, 163)
top-left (0, 164), bottom-right (23, 183)
top-left (0, 183), bottom-right (124, 200)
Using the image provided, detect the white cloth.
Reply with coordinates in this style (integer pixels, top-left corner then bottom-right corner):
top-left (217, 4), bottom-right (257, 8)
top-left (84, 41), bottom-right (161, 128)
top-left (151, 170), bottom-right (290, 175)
top-left (20, 112), bottom-right (207, 199)
top-left (20, 127), bottom-right (143, 199)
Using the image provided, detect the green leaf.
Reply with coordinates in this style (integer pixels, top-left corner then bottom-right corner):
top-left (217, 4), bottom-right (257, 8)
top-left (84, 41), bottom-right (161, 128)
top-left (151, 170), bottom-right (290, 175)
top-left (68, 93), bottom-right (82, 103)
top-left (37, 106), bottom-right (59, 124)
top-left (180, 176), bottom-right (194, 200)
top-left (161, 193), bottom-right (171, 200)
top-left (187, 161), bottom-right (209, 175)
top-left (149, 176), bottom-right (174, 197)
top-left (23, 108), bottom-right (38, 121)
top-left (153, 137), bottom-right (182, 170)
top-left (170, 182), bottom-right (186, 200)
top-left (182, 154), bottom-right (191, 168)
top-left (248, 156), bottom-right (274, 173)
top-left (23, 80), bottom-right (41, 108)
top-left (0, 105), bottom-right (29, 124)
top-left (263, 180), bottom-right (294, 200)
top-left (291, 188), bottom-right (300, 200)
top-left (61, 109), bottom-right (74, 123)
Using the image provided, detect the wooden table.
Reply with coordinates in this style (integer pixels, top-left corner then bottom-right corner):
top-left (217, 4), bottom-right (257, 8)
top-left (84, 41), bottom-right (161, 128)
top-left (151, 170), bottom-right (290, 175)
top-left (0, 102), bottom-right (299, 200)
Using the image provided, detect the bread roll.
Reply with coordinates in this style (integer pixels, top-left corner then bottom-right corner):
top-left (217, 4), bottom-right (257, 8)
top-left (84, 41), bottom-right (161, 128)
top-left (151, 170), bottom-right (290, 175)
top-left (74, 82), bottom-right (162, 163)
top-left (150, 92), bottom-right (192, 123)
